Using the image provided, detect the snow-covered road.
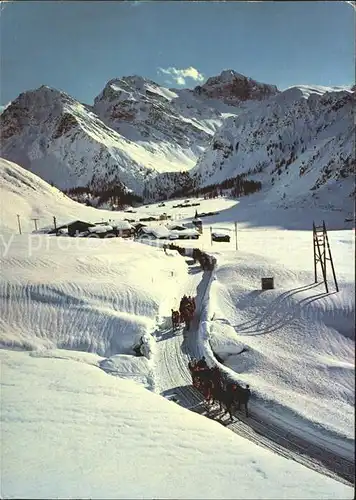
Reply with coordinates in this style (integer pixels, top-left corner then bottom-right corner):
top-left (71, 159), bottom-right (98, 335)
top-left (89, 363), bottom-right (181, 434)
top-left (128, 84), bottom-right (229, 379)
top-left (153, 257), bottom-right (355, 487)
top-left (153, 258), bottom-right (207, 405)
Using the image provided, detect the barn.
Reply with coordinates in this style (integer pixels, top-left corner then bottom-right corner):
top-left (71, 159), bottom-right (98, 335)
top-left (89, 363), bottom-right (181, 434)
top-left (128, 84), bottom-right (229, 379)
top-left (132, 222), bottom-right (147, 235)
top-left (110, 220), bottom-right (133, 238)
top-left (170, 228), bottom-right (200, 240)
top-left (167, 224), bottom-right (187, 231)
top-left (67, 220), bottom-right (96, 237)
top-left (137, 226), bottom-right (171, 239)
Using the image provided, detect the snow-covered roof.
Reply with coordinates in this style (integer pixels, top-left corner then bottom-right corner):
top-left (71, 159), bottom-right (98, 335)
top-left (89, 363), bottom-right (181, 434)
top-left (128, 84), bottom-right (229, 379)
top-left (88, 225), bottom-right (113, 233)
top-left (140, 226), bottom-right (170, 238)
top-left (110, 220), bottom-right (132, 230)
top-left (167, 224), bottom-right (186, 231)
top-left (171, 229), bottom-right (199, 237)
top-left (212, 232), bottom-right (229, 238)
top-left (59, 220), bottom-right (94, 228)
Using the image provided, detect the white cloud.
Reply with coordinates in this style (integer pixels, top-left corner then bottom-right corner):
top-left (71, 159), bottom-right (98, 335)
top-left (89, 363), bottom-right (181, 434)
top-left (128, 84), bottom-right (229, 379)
top-left (175, 76), bottom-right (185, 85)
top-left (158, 66), bottom-right (205, 86)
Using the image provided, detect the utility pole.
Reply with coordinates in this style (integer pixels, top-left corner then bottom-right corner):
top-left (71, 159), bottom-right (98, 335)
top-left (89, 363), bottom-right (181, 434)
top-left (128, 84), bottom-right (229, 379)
top-left (31, 218), bottom-right (39, 231)
top-left (324, 221), bottom-right (339, 292)
top-left (313, 224), bottom-right (317, 283)
top-left (17, 214), bottom-right (22, 235)
top-left (53, 216), bottom-right (57, 235)
top-left (235, 221), bottom-right (238, 250)
top-left (313, 220), bottom-right (339, 293)
top-left (210, 226), bottom-right (213, 246)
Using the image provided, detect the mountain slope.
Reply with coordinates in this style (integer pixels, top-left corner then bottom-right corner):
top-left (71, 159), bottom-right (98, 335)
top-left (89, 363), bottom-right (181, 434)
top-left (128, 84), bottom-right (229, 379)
top-left (0, 75), bottom-right (241, 195)
top-left (193, 69), bottom-right (279, 105)
top-left (0, 71), bottom-right (279, 198)
top-left (0, 74), bottom-right (353, 209)
top-left (191, 85), bottom-right (355, 209)
top-left (0, 86), bottom-right (164, 194)
top-left (93, 76), bottom-right (214, 162)
top-left (0, 157), bottom-right (128, 232)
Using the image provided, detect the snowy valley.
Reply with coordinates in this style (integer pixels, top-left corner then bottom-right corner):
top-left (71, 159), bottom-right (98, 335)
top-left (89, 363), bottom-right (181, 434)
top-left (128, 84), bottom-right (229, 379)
top-left (1, 70), bottom-right (353, 216)
top-left (0, 156), bottom-right (354, 498)
top-left (0, 72), bottom-right (242, 197)
top-left (1, 0), bottom-right (355, 495)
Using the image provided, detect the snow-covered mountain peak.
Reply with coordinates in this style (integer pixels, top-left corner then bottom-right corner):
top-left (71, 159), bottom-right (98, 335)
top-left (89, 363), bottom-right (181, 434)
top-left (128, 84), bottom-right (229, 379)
top-left (278, 84), bottom-right (354, 105)
top-left (193, 70), bottom-right (280, 105)
top-left (191, 85), bottom-right (354, 214)
top-left (0, 75), bottom-right (234, 196)
top-left (11, 85), bottom-right (76, 108)
top-left (207, 69), bottom-right (250, 84)
top-left (1, 72), bottom-right (354, 213)
top-left (0, 85), bottom-right (75, 143)
top-left (0, 84), bottom-right (165, 194)
top-left (92, 75), bottom-right (227, 171)
top-left (95, 75), bottom-right (178, 107)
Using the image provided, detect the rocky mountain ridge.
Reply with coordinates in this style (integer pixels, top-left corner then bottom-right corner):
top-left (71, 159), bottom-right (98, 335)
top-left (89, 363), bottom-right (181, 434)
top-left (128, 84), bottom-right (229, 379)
top-left (190, 85), bottom-right (355, 208)
top-left (0, 71), bottom-right (354, 211)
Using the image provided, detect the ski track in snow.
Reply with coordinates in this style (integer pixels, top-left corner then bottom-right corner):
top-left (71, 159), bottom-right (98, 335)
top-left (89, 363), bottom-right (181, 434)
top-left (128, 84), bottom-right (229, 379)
top-left (153, 258), bottom-right (354, 487)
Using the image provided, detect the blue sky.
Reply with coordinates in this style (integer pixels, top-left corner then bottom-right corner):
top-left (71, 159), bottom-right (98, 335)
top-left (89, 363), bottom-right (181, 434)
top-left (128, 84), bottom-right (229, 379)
top-left (0, 1), bottom-right (354, 107)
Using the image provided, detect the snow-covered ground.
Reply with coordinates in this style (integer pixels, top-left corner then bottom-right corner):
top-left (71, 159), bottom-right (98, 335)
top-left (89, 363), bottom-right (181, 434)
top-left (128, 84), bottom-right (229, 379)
top-left (1, 158), bottom-right (354, 498)
top-left (0, 157), bottom-right (236, 233)
top-left (3, 349), bottom-right (352, 500)
top-left (0, 233), bottom-right (188, 360)
top-left (205, 230), bottom-right (354, 442)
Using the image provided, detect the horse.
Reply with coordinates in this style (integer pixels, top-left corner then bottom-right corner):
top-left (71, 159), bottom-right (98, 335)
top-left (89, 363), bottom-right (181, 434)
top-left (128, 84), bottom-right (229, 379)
top-left (207, 381), bottom-right (238, 421)
top-left (191, 366), bottom-right (233, 416)
top-left (188, 296), bottom-right (196, 312)
top-left (234, 384), bottom-right (251, 417)
top-left (187, 359), bottom-right (252, 420)
top-left (188, 360), bottom-right (200, 388)
top-left (216, 382), bottom-right (251, 419)
top-left (180, 302), bottom-right (194, 330)
top-left (179, 296), bottom-right (195, 331)
top-left (171, 309), bottom-right (181, 331)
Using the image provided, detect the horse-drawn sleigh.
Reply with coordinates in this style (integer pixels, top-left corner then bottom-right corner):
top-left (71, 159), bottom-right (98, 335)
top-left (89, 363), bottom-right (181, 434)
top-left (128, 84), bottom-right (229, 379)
top-left (171, 295), bottom-right (196, 331)
top-left (188, 357), bottom-right (251, 420)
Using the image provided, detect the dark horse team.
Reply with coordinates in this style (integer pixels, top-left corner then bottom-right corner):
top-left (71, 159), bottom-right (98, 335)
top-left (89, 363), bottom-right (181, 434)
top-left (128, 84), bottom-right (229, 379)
top-left (168, 245), bottom-right (249, 421)
top-left (188, 357), bottom-right (251, 421)
top-left (171, 295), bottom-right (196, 331)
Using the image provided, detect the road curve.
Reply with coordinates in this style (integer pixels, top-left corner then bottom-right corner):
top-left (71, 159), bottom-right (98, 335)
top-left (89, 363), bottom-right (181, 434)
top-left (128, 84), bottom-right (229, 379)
top-left (154, 259), bottom-right (355, 487)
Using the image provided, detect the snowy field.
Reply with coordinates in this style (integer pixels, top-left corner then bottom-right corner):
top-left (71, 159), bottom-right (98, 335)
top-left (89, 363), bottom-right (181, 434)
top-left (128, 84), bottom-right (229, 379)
top-left (206, 231), bottom-right (354, 443)
top-left (2, 349), bottom-right (352, 500)
top-left (0, 158), bottom-right (355, 498)
top-left (0, 234), bottom-right (189, 361)
top-left (0, 157), bottom-right (237, 233)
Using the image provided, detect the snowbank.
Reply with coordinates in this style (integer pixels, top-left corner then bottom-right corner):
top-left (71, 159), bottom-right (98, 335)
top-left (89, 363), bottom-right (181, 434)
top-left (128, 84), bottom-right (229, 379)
top-left (204, 229), bottom-right (354, 446)
top-left (0, 234), bottom-right (188, 358)
top-left (0, 158), bottom-right (129, 233)
top-left (1, 349), bottom-right (353, 499)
